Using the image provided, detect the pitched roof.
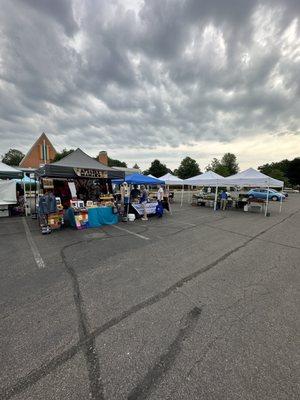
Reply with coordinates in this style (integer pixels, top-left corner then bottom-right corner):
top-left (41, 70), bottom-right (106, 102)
top-left (0, 161), bottom-right (23, 179)
top-left (53, 148), bottom-right (116, 171)
top-left (224, 168), bottom-right (284, 187)
top-left (184, 171), bottom-right (224, 186)
top-left (158, 173), bottom-right (183, 185)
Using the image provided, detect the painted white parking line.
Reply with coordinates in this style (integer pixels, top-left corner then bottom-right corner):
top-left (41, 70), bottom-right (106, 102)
top-left (22, 217), bottom-right (46, 269)
top-left (111, 224), bottom-right (150, 240)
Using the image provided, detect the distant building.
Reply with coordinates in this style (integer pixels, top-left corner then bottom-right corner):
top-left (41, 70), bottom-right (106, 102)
top-left (19, 133), bottom-right (57, 169)
top-left (112, 166), bottom-right (141, 176)
top-left (97, 151), bottom-right (140, 176)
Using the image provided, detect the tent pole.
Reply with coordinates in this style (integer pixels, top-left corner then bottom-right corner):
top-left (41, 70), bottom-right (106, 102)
top-left (265, 184), bottom-right (270, 216)
top-left (168, 185), bottom-right (172, 215)
top-left (126, 184), bottom-right (131, 222)
top-left (279, 185), bottom-right (283, 213)
top-left (214, 185), bottom-right (218, 211)
top-left (23, 172), bottom-right (28, 216)
top-left (180, 184), bottom-right (184, 208)
top-left (29, 175), bottom-right (32, 215)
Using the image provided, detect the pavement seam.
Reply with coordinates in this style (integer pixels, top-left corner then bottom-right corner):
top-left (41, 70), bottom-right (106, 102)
top-left (1, 208), bottom-right (299, 399)
top-left (61, 244), bottom-right (104, 400)
top-left (127, 307), bottom-right (202, 400)
top-left (21, 217), bottom-right (46, 269)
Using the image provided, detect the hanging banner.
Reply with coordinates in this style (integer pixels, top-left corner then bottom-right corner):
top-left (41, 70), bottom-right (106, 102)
top-left (131, 202), bottom-right (158, 215)
top-left (74, 168), bottom-right (108, 179)
top-left (42, 178), bottom-right (54, 189)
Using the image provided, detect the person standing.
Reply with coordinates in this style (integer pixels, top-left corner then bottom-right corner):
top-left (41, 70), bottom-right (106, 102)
top-left (130, 184), bottom-right (140, 201)
top-left (220, 189), bottom-right (228, 210)
top-left (140, 185), bottom-right (148, 221)
top-left (157, 185), bottom-right (164, 205)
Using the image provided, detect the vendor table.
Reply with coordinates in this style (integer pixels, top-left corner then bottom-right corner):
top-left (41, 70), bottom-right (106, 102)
top-left (67, 206), bottom-right (118, 229)
top-left (130, 200), bottom-right (169, 218)
top-left (131, 202), bottom-right (158, 216)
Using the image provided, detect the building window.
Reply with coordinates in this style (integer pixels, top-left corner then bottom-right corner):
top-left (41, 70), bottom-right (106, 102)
top-left (40, 143), bottom-right (49, 162)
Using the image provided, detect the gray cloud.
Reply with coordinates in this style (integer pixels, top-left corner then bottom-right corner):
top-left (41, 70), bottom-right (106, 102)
top-left (0, 0), bottom-right (299, 166)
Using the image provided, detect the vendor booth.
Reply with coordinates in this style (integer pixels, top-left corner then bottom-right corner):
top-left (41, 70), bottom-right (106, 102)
top-left (158, 173), bottom-right (184, 206)
top-left (184, 171), bottom-right (225, 210)
top-left (223, 168), bottom-right (284, 216)
top-left (112, 173), bottom-right (167, 219)
top-left (35, 148), bottom-right (124, 233)
top-left (185, 168), bottom-right (284, 216)
top-left (0, 162), bottom-right (24, 217)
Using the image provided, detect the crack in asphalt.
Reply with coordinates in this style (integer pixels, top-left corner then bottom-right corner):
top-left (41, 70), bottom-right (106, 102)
top-left (61, 244), bottom-right (104, 400)
top-left (127, 307), bottom-right (202, 400)
top-left (1, 208), bottom-right (299, 399)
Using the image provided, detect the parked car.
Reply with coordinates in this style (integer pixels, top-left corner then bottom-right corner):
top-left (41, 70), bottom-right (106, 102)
top-left (247, 188), bottom-right (286, 201)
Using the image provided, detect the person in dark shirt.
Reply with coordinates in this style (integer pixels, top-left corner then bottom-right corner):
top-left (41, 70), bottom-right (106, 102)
top-left (130, 184), bottom-right (140, 201)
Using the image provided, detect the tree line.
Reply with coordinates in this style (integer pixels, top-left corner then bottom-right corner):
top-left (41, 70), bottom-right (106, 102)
top-left (1, 148), bottom-right (299, 186)
top-left (143, 153), bottom-right (239, 179)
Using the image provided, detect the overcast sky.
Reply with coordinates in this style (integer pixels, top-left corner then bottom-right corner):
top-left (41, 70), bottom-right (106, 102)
top-left (0, 0), bottom-right (299, 170)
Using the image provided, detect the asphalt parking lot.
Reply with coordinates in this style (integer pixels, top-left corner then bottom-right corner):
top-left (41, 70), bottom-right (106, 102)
top-left (0, 195), bottom-right (299, 400)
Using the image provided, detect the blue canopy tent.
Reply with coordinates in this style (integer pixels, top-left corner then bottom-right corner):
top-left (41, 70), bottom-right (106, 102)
top-left (112, 173), bottom-right (165, 221)
top-left (112, 173), bottom-right (165, 185)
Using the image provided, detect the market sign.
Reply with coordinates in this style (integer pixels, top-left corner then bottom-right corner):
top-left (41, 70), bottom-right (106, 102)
top-left (74, 168), bottom-right (108, 179)
top-left (131, 202), bottom-right (158, 216)
top-left (43, 178), bottom-right (54, 189)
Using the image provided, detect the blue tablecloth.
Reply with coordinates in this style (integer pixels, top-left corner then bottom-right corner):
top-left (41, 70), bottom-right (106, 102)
top-left (67, 207), bottom-right (118, 229)
top-left (87, 207), bottom-right (118, 228)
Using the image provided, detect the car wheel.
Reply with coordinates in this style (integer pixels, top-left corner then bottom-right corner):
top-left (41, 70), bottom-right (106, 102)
top-left (271, 196), bottom-right (278, 201)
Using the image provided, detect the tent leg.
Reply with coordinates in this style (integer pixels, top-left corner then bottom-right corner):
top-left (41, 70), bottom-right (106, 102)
top-left (214, 186), bottom-right (218, 211)
top-left (189, 186), bottom-right (192, 203)
top-left (279, 186), bottom-right (283, 213)
top-left (265, 185), bottom-right (270, 216)
top-left (23, 172), bottom-right (28, 216)
top-left (126, 184), bottom-right (131, 222)
top-left (180, 185), bottom-right (184, 208)
top-left (29, 177), bottom-right (32, 215)
top-left (167, 185), bottom-right (172, 215)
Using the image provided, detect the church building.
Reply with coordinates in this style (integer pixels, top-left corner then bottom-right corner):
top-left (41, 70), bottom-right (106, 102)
top-left (19, 133), bottom-right (57, 169)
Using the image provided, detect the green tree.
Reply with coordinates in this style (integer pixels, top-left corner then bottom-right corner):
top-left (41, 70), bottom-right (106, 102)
top-left (177, 157), bottom-right (200, 179)
top-left (144, 159), bottom-right (169, 177)
top-left (286, 157), bottom-right (300, 186)
top-left (1, 149), bottom-right (25, 166)
top-left (258, 159), bottom-right (292, 185)
top-left (132, 163), bottom-right (140, 169)
top-left (206, 153), bottom-right (239, 176)
top-left (205, 157), bottom-right (228, 176)
top-left (108, 158), bottom-right (127, 168)
top-left (221, 153), bottom-right (239, 175)
top-left (53, 148), bottom-right (75, 162)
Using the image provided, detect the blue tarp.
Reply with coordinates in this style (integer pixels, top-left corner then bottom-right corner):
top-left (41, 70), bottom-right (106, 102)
top-left (112, 173), bottom-right (165, 185)
top-left (67, 207), bottom-right (118, 229)
top-left (14, 175), bottom-right (36, 183)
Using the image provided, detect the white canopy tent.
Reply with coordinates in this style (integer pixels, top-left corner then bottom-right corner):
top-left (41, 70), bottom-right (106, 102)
top-left (184, 171), bottom-right (225, 186)
top-left (223, 168), bottom-right (284, 216)
top-left (158, 172), bottom-right (184, 185)
top-left (0, 180), bottom-right (17, 205)
top-left (158, 173), bottom-right (184, 207)
top-left (0, 162), bottom-right (23, 179)
top-left (223, 168), bottom-right (283, 187)
top-left (184, 171), bottom-right (226, 210)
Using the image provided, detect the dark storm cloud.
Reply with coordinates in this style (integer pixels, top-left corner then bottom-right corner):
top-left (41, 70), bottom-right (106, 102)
top-left (0, 0), bottom-right (299, 158)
